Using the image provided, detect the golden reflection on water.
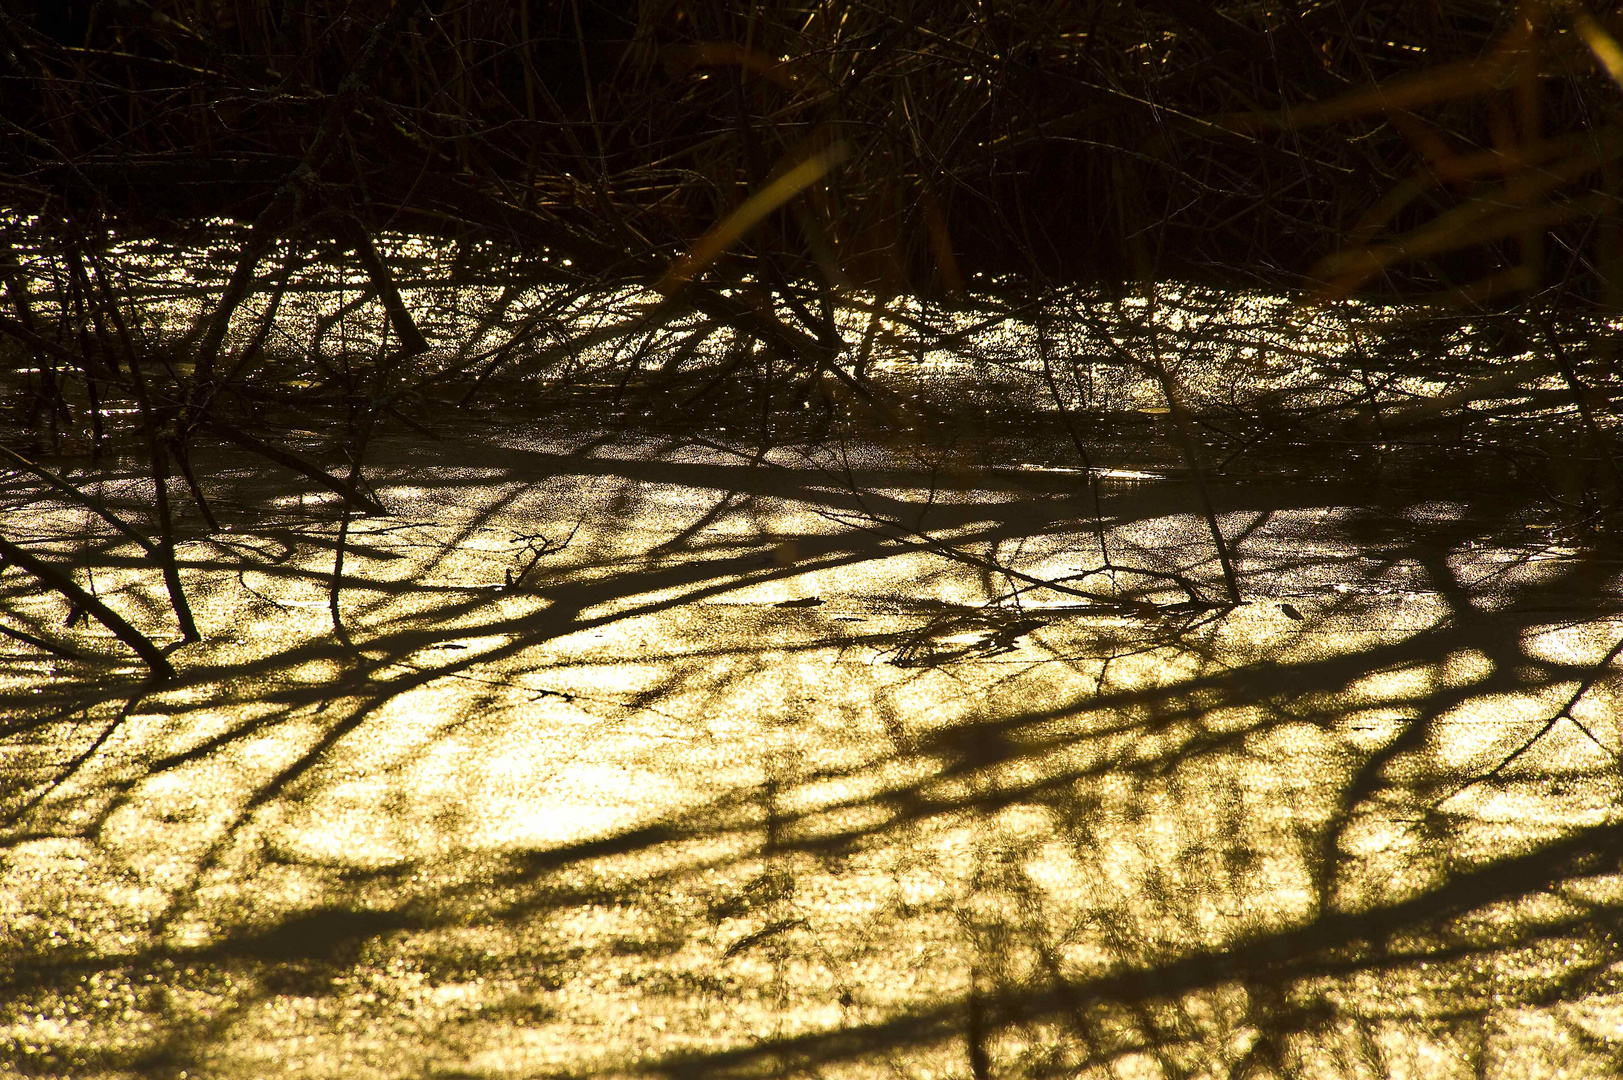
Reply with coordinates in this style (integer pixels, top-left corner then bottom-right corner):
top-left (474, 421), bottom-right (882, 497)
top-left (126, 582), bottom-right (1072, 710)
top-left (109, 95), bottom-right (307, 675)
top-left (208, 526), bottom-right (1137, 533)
top-left (2, 433), bottom-right (1623, 1079)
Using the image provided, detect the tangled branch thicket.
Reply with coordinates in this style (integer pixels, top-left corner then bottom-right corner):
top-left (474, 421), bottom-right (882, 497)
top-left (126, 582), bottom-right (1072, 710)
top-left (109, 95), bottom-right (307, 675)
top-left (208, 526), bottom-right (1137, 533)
top-left (1, 0), bottom-right (1622, 674)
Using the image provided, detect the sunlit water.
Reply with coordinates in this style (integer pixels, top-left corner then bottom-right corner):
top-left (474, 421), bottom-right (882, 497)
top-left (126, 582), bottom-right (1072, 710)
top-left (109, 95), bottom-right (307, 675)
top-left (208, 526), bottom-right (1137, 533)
top-left (2, 422), bottom-right (1622, 1079)
top-left (2, 223), bottom-right (1622, 1077)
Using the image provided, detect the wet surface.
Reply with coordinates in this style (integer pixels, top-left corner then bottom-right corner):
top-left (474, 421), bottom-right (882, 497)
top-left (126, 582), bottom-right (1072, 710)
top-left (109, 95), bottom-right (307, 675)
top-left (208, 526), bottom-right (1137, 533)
top-left (3, 424), bottom-right (1623, 1078)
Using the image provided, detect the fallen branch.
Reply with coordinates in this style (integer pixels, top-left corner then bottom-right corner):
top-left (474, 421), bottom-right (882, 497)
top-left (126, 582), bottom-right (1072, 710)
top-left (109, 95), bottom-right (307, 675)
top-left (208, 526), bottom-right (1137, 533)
top-left (0, 532), bottom-right (175, 682)
top-left (200, 415), bottom-right (389, 516)
top-left (0, 444), bottom-right (158, 556)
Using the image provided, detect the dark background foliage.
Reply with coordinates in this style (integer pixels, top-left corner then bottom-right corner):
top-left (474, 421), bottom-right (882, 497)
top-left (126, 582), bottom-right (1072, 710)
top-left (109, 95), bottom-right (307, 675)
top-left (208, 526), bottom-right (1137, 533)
top-left (3, 0), bottom-right (1619, 298)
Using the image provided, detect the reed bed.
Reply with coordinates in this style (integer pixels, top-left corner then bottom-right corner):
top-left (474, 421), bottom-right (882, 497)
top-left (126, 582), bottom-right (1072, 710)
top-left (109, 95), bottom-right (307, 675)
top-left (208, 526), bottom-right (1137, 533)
top-left (1, 0), bottom-right (1622, 676)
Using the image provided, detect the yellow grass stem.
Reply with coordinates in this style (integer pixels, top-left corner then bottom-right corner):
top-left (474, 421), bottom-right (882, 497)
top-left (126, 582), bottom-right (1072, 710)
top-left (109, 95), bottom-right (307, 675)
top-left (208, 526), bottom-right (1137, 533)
top-left (658, 141), bottom-right (851, 296)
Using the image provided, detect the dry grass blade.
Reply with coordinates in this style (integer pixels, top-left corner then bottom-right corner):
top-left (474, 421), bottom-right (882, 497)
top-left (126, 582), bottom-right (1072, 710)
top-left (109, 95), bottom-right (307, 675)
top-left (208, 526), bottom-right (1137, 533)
top-left (1569, 5), bottom-right (1623, 88)
top-left (658, 140), bottom-right (852, 297)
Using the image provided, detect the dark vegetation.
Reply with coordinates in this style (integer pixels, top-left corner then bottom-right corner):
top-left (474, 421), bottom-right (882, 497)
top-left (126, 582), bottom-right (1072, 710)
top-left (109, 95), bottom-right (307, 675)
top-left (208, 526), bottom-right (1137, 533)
top-left (1, 0), bottom-right (1621, 672)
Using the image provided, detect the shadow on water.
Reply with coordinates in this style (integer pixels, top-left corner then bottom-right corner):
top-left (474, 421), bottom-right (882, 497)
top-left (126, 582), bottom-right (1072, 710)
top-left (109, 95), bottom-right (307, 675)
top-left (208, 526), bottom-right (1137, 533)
top-left (2, 423), bottom-right (1622, 1079)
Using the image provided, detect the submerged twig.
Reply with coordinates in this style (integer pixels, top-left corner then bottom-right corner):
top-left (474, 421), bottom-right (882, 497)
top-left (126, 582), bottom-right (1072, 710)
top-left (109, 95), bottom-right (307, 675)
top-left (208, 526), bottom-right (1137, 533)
top-left (0, 532), bottom-right (175, 682)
